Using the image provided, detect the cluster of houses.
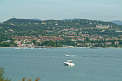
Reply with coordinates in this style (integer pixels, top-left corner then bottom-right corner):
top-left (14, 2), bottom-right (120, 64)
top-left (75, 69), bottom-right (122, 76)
top-left (10, 25), bottom-right (122, 47)
top-left (13, 36), bottom-right (64, 47)
top-left (11, 34), bottom-right (122, 47)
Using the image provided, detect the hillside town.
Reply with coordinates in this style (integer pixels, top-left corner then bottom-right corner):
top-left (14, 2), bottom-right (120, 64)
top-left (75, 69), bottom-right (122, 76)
top-left (0, 18), bottom-right (122, 48)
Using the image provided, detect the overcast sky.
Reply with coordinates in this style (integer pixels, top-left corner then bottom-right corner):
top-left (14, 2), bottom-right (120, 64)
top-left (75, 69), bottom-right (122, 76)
top-left (0, 0), bottom-right (122, 22)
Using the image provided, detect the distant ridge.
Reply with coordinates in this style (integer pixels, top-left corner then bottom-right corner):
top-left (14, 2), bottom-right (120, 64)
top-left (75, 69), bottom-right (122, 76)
top-left (112, 20), bottom-right (122, 25)
top-left (4, 18), bottom-right (114, 25)
top-left (4, 18), bottom-right (41, 23)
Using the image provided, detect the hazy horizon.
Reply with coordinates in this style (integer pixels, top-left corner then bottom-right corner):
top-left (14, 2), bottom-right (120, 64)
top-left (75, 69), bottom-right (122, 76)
top-left (0, 0), bottom-right (122, 22)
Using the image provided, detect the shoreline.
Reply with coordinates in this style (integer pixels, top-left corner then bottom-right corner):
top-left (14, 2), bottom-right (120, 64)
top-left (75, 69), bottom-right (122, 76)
top-left (0, 46), bottom-right (122, 48)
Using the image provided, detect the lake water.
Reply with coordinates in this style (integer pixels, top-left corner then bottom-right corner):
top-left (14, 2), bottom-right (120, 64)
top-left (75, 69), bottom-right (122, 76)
top-left (0, 48), bottom-right (122, 81)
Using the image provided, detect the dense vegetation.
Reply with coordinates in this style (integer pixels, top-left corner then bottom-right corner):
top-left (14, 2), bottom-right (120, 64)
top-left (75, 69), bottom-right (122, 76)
top-left (0, 68), bottom-right (10, 81)
top-left (0, 18), bottom-right (121, 37)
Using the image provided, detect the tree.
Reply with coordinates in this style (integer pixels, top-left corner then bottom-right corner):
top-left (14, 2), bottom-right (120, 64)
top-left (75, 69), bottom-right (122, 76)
top-left (41, 41), bottom-right (56, 47)
top-left (0, 68), bottom-right (10, 81)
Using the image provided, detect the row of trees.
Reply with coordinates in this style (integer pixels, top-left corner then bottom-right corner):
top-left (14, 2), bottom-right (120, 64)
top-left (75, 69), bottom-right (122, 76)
top-left (39, 39), bottom-right (122, 47)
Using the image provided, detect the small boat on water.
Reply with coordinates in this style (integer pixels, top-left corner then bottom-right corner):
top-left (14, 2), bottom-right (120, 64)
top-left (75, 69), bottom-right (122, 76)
top-left (64, 54), bottom-right (76, 57)
top-left (64, 60), bottom-right (75, 67)
top-left (65, 54), bottom-right (70, 57)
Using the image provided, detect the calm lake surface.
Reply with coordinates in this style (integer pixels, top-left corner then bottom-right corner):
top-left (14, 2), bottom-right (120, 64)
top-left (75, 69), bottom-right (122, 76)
top-left (0, 48), bottom-right (122, 81)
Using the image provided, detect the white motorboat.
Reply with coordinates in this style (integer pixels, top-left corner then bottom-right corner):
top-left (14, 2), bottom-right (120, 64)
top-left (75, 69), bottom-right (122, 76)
top-left (64, 60), bottom-right (75, 67)
top-left (65, 54), bottom-right (70, 57)
top-left (64, 54), bottom-right (76, 57)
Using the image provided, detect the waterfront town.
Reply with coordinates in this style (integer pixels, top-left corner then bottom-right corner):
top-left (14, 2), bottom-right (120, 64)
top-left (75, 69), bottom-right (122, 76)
top-left (0, 18), bottom-right (122, 48)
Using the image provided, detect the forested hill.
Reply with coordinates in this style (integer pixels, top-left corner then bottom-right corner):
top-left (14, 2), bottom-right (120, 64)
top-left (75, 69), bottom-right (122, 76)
top-left (0, 18), bottom-right (122, 38)
top-left (1, 18), bottom-right (122, 47)
top-left (3, 18), bottom-right (118, 28)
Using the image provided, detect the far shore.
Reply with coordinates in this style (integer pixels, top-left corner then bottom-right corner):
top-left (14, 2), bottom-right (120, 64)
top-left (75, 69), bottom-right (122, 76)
top-left (0, 46), bottom-right (122, 48)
